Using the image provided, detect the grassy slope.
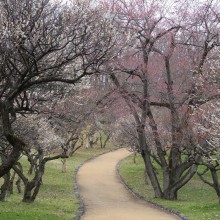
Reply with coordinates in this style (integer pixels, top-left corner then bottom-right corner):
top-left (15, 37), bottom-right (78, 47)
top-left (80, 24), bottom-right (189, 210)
top-left (0, 146), bottom-right (115, 220)
top-left (119, 154), bottom-right (220, 220)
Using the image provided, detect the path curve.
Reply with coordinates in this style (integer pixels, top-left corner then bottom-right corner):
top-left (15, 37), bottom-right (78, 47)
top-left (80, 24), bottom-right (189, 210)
top-left (77, 148), bottom-right (181, 220)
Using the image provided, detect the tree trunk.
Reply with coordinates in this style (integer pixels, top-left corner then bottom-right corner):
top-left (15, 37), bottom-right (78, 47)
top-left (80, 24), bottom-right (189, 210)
top-left (31, 180), bottom-right (41, 201)
top-left (141, 150), bottom-right (163, 198)
top-left (23, 179), bottom-right (42, 202)
top-left (144, 168), bottom-right (149, 185)
top-left (22, 157), bottom-right (47, 202)
top-left (210, 169), bottom-right (220, 204)
top-left (86, 136), bottom-right (93, 148)
top-left (133, 152), bottom-right (137, 164)
top-left (103, 134), bottom-right (110, 148)
top-left (163, 188), bottom-right (178, 200)
top-left (28, 163), bottom-right (34, 175)
top-left (0, 172), bottom-right (10, 201)
top-left (61, 158), bottom-right (67, 173)
top-left (68, 136), bottom-right (79, 156)
top-left (163, 163), bottom-right (197, 200)
top-left (13, 162), bottom-right (23, 193)
top-left (16, 177), bottom-right (22, 194)
top-left (0, 102), bottom-right (25, 177)
top-left (23, 183), bottom-right (34, 202)
top-left (12, 158), bottom-right (44, 202)
top-left (99, 134), bottom-right (103, 148)
top-left (100, 133), bottom-right (110, 148)
top-left (7, 171), bottom-right (16, 195)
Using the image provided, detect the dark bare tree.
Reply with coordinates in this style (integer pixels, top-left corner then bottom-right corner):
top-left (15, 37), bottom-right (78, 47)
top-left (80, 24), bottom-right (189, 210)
top-left (107, 0), bottom-right (220, 200)
top-left (0, 0), bottom-right (116, 177)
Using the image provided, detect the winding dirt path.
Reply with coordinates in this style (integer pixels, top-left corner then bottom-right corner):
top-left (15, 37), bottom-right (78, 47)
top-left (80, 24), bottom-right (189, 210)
top-left (77, 148), bottom-right (181, 220)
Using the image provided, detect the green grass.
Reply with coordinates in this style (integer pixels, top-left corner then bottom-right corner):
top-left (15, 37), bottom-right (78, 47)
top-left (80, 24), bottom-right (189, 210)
top-left (0, 146), bottom-right (116, 220)
top-left (119, 154), bottom-right (220, 220)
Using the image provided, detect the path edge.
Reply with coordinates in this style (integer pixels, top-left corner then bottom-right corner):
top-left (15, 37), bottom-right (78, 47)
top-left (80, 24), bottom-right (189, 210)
top-left (73, 147), bottom-right (120, 220)
top-left (116, 154), bottom-right (190, 220)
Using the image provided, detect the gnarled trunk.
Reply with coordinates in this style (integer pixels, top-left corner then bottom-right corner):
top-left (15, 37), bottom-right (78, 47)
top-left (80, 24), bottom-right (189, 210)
top-left (141, 151), bottom-right (163, 198)
top-left (22, 160), bottom-right (45, 202)
top-left (13, 160), bottom-right (44, 203)
top-left (23, 178), bottom-right (42, 202)
top-left (0, 172), bottom-right (10, 201)
top-left (163, 188), bottom-right (177, 200)
top-left (0, 102), bottom-right (25, 177)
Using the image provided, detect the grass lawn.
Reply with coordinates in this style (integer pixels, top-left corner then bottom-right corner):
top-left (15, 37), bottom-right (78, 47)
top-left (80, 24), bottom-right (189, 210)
top-left (0, 146), bottom-right (116, 220)
top-left (119, 154), bottom-right (220, 220)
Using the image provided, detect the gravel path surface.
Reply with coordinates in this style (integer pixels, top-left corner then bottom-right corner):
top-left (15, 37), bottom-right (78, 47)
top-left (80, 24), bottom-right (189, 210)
top-left (77, 148), bottom-right (181, 220)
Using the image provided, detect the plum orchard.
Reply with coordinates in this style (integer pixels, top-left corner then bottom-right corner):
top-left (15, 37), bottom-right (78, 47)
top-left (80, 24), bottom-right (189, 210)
top-left (0, 0), bottom-right (118, 201)
top-left (106, 0), bottom-right (220, 200)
